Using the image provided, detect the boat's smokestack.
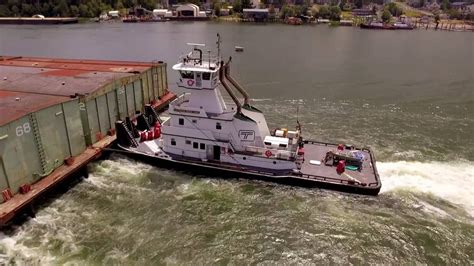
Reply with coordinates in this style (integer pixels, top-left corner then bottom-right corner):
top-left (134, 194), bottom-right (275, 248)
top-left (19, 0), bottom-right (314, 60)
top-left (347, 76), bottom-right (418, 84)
top-left (224, 57), bottom-right (250, 106)
top-left (219, 61), bottom-right (242, 114)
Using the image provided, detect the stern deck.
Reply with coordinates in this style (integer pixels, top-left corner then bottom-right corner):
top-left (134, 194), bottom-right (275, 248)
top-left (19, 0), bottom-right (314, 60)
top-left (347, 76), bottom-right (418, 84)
top-left (297, 141), bottom-right (380, 188)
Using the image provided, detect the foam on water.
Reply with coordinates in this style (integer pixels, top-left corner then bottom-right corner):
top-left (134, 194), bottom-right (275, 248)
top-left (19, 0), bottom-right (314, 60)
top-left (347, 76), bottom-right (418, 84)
top-left (378, 161), bottom-right (474, 217)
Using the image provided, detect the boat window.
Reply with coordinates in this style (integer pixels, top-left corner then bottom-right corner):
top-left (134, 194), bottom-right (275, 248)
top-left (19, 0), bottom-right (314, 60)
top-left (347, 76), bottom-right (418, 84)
top-left (185, 140), bottom-right (191, 145)
top-left (264, 142), bottom-right (272, 146)
top-left (179, 118), bottom-right (184, 125)
top-left (202, 72), bottom-right (211, 80)
top-left (273, 161), bottom-right (276, 164)
top-left (193, 142), bottom-right (198, 149)
top-left (216, 122), bottom-right (222, 130)
top-left (180, 71), bottom-right (194, 79)
top-left (171, 138), bottom-right (176, 146)
top-left (192, 119), bottom-right (197, 123)
top-left (200, 143), bottom-right (205, 150)
top-left (279, 144), bottom-right (287, 148)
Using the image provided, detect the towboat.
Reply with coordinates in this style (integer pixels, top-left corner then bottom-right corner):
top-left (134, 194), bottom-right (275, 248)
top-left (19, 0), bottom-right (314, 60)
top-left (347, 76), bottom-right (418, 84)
top-left (114, 35), bottom-right (381, 195)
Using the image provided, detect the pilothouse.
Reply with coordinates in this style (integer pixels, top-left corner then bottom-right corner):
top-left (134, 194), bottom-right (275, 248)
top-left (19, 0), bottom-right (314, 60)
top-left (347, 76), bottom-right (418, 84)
top-left (115, 35), bottom-right (382, 195)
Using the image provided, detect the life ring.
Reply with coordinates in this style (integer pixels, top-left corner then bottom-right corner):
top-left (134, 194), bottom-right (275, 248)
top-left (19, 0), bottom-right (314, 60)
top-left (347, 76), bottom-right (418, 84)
top-left (187, 79), bottom-right (195, 86)
top-left (265, 150), bottom-right (273, 157)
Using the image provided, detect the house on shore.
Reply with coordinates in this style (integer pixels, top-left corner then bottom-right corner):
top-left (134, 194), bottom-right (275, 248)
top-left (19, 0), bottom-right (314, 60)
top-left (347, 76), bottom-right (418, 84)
top-left (243, 8), bottom-right (269, 21)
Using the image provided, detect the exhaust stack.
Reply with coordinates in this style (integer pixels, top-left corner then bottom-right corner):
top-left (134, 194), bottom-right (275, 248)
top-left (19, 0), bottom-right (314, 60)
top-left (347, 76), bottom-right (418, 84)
top-left (219, 61), bottom-right (242, 114)
top-left (224, 57), bottom-right (250, 106)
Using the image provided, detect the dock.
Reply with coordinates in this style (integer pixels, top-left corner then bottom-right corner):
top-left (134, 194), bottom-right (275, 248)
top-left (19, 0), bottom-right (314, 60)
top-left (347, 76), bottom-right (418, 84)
top-left (0, 56), bottom-right (175, 225)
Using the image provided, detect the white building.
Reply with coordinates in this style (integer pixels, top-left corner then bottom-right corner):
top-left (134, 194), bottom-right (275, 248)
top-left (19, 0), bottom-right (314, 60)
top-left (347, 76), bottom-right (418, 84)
top-left (176, 4), bottom-right (207, 17)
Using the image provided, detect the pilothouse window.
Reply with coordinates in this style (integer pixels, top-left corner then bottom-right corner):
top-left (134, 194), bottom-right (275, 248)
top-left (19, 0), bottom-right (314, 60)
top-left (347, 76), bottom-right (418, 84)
top-left (179, 118), bottom-right (184, 125)
top-left (180, 71), bottom-right (194, 79)
top-left (202, 72), bottom-right (211, 80)
top-left (216, 122), bottom-right (222, 130)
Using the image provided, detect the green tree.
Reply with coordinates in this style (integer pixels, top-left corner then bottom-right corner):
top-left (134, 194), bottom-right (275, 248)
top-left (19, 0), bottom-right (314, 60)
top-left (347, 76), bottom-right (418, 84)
top-left (386, 2), bottom-right (402, 17)
top-left (19, 3), bottom-right (31, 16)
top-left (280, 5), bottom-right (295, 18)
top-left (381, 9), bottom-right (391, 22)
top-left (70, 5), bottom-right (79, 16)
top-left (318, 5), bottom-right (330, 18)
top-left (79, 3), bottom-right (93, 17)
top-left (54, 0), bottom-right (70, 17)
top-left (310, 5), bottom-right (319, 17)
top-left (434, 13), bottom-right (440, 29)
top-left (116, 0), bottom-right (125, 10)
top-left (242, 0), bottom-right (252, 9)
top-left (447, 8), bottom-right (462, 19)
top-left (0, 5), bottom-right (12, 16)
top-left (213, 0), bottom-right (221, 16)
top-left (11, 5), bottom-right (19, 16)
top-left (328, 5), bottom-right (341, 20)
top-left (137, 0), bottom-right (156, 11)
top-left (269, 5), bottom-right (276, 17)
top-left (466, 12), bottom-right (474, 21)
top-left (233, 0), bottom-right (242, 13)
top-left (441, 0), bottom-right (450, 11)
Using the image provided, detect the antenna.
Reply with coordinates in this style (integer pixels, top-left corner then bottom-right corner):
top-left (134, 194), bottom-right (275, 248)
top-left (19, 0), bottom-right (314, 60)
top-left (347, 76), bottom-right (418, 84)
top-left (296, 104), bottom-right (302, 132)
top-left (216, 33), bottom-right (221, 63)
top-left (208, 50), bottom-right (211, 69)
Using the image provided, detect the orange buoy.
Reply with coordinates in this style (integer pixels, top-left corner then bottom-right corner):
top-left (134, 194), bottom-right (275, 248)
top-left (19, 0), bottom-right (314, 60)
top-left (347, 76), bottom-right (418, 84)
top-left (2, 189), bottom-right (13, 202)
top-left (297, 147), bottom-right (305, 155)
top-left (20, 184), bottom-right (31, 194)
top-left (140, 131), bottom-right (147, 142)
top-left (336, 160), bottom-right (345, 174)
top-left (147, 131), bottom-right (154, 141)
top-left (153, 126), bottom-right (161, 139)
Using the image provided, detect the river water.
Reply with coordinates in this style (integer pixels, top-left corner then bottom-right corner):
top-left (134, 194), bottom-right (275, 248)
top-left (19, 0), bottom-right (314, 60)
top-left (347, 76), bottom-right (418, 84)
top-left (0, 22), bottom-right (472, 264)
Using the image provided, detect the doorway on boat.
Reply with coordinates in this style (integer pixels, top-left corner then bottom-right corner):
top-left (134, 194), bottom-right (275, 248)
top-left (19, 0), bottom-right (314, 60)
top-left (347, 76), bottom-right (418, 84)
top-left (213, 145), bottom-right (221, 160)
top-left (195, 72), bottom-right (202, 87)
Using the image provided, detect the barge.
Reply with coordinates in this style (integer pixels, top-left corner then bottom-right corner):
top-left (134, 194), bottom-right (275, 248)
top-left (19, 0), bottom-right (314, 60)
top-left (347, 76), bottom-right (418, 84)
top-left (115, 36), bottom-right (381, 195)
top-left (360, 21), bottom-right (414, 30)
top-left (0, 56), bottom-right (175, 225)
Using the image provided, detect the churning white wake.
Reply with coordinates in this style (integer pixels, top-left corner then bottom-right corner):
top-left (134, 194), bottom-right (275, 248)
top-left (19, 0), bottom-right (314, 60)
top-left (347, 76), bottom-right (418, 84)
top-left (378, 161), bottom-right (474, 216)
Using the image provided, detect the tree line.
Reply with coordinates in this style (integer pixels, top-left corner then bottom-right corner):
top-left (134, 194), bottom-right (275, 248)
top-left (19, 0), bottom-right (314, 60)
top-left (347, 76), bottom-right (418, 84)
top-left (0, 0), bottom-right (473, 19)
top-left (0, 0), bottom-right (159, 17)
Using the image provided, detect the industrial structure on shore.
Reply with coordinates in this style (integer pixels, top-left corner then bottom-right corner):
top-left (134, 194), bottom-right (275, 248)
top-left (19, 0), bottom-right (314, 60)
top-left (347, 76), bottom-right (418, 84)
top-left (0, 56), bottom-right (175, 225)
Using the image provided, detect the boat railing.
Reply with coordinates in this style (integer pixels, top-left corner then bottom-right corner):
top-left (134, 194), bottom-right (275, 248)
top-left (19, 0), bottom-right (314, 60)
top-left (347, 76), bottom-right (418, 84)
top-left (243, 146), bottom-right (295, 160)
top-left (178, 52), bottom-right (219, 68)
top-left (295, 172), bottom-right (379, 187)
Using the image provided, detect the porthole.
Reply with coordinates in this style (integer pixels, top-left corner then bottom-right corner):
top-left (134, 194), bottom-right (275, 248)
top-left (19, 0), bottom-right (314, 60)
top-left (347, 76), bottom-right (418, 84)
top-left (273, 161), bottom-right (276, 164)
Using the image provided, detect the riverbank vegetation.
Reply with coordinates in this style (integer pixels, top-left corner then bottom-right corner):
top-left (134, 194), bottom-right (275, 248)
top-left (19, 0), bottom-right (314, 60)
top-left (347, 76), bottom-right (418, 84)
top-left (0, 0), bottom-right (472, 21)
